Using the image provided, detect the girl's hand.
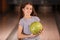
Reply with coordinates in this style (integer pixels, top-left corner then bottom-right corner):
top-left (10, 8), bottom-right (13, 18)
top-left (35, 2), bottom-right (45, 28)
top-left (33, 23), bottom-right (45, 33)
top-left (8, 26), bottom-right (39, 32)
top-left (39, 28), bottom-right (44, 34)
top-left (29, 34), bottom-right (36, 37)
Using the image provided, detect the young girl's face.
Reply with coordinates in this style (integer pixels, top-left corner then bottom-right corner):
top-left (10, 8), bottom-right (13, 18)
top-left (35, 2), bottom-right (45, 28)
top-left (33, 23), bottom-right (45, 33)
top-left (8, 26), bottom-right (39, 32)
top-left (22, 4), bottom-right (33, 16)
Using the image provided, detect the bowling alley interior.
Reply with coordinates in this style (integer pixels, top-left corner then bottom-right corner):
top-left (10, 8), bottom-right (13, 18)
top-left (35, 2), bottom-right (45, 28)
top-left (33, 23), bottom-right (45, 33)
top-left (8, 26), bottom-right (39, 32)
top-left (1, 0), bottom-right (60, 40)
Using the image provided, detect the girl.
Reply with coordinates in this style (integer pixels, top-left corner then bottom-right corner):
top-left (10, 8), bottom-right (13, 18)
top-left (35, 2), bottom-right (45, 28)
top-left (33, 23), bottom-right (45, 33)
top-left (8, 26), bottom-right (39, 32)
top-left (18, 2), bottom-right (42, 40)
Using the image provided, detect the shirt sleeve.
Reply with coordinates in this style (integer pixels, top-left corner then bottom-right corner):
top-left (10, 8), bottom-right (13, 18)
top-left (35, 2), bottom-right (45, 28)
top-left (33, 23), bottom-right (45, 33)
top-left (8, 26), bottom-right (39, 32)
top-left (35, 16), bottom-right (40, 22)
top-left (19, 19), bottom-right (24, 27)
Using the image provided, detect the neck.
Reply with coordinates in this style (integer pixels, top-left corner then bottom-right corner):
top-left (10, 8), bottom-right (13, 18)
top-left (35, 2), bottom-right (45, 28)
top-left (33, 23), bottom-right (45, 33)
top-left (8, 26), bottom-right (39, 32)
top-left (24, 15), bottom-right (31, 19)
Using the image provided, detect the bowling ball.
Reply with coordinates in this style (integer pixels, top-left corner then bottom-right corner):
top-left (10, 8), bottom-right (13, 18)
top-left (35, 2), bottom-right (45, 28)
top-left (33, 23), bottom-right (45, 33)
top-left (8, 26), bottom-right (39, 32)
top-left (30, 21), bottom-right (43, 35)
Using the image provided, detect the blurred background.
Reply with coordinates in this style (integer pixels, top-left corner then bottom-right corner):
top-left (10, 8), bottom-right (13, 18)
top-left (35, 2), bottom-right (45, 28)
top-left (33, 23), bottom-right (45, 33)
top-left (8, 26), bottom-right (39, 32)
top-left (1, 0), bottom-right (60, 40)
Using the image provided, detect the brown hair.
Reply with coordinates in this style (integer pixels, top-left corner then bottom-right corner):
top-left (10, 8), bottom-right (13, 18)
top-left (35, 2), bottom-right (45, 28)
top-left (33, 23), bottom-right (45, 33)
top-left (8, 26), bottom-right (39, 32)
top-left (20, 2), bottom-right (37, 19)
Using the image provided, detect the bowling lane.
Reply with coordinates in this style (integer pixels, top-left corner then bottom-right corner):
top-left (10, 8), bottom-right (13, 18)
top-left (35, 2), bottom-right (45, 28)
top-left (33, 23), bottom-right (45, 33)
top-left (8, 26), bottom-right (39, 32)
top-left (0, 13), bottom-right (19, 40)
top-left (38, 13), bottom-right (60, 40)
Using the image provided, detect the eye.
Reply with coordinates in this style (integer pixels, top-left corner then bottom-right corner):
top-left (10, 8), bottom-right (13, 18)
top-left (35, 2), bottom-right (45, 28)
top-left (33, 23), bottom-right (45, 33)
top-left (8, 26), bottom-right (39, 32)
top-left (26, 7), bottom-right (29, 9)
top-left (30, 8), bottom-right (32, 10)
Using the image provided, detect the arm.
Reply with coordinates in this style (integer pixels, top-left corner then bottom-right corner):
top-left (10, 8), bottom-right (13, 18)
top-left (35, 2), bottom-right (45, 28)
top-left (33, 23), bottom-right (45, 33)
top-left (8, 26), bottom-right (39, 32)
top-left (17, 25), bottom-right (35, 39)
